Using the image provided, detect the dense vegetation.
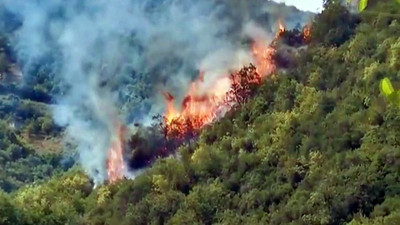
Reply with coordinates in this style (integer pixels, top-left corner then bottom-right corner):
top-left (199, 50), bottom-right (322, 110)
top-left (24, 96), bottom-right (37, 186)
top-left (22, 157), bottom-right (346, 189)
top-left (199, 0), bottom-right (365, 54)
top-left (2, 1), bottom-right (400, 225)
top-left (0, 34), bottom-right (70, 193)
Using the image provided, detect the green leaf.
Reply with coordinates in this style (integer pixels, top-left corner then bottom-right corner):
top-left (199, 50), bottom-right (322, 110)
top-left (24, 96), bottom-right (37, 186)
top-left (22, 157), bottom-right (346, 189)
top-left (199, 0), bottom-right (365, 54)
top-left (387, 92), bottom-right (399, 106)
top-left (359, 0), bottom-right (368, 12)
top-left (383, 89), bottom-right (400, 107)
top-left (380, 77), bottom-right (395, 97)
top-left (395, 91), bottom-right (400, 107)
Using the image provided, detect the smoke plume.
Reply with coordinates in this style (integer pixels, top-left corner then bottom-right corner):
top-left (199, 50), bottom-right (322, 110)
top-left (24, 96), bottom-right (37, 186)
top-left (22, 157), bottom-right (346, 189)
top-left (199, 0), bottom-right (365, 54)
top-left (1, 0), bottom-right (312, 184)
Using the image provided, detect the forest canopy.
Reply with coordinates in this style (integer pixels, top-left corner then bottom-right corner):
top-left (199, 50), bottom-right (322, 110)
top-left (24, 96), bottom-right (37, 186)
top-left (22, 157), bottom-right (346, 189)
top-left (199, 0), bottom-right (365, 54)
top-left (1, 1), bottom-right (400, 225)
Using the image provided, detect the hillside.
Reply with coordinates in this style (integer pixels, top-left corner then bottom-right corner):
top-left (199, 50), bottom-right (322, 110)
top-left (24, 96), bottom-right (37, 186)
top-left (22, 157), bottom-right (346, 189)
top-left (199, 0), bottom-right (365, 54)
top-left (1, 1), bottom-right (400, 225)
top-left (0, 37), bottom-right (71, 192)
top-left (0, 0), bottom-right (316, 188)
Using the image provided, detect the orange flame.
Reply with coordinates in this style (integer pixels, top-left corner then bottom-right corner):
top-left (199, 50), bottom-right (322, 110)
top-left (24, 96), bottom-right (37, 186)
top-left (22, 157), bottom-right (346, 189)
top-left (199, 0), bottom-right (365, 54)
top-left (106, 124), bottom-right (125, 184)
top-left (164, 38), bottom-right (276, 138)
top-left (163, 92), bottom-right (179, 124)
top-left (163, 74), bottom-right (231, 137)
top-left (106, 20), bottom-right (282, 184)
top-left (302, 24), bottom-right (311, 42)
top-left (251, 40), bottom-right (276, 76)
top-left (277, 19), bottom-right (286, 37)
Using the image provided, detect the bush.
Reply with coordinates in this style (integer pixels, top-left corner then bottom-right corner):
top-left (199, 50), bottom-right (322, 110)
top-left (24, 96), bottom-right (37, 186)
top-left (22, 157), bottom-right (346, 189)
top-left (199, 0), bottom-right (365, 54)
top-left (312, 2), bottom-right (360, 46)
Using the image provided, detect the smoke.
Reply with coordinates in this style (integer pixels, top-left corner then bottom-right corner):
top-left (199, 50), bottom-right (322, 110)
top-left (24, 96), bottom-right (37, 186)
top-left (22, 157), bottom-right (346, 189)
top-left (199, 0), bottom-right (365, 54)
top-left (1, 0), bottom-right (312, 184)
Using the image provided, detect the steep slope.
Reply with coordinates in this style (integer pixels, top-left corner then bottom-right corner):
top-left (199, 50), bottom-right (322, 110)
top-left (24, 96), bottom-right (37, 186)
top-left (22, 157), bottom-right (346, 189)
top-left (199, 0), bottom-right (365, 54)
top-left (0, 34), bottom-right (70, 193)
top-left (1, 1), bottom-right (400, 225)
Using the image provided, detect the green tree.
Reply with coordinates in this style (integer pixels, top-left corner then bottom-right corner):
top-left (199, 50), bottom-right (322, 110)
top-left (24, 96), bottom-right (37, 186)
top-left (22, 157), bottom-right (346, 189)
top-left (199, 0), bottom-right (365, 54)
top-left (0, 191), bottom-right (20, 225)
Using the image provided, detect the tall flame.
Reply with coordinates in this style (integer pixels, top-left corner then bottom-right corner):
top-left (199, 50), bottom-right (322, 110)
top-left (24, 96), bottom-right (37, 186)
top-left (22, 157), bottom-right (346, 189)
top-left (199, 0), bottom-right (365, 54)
top-left (277, 19), bottom-right (286, 37)
top-left (251, 40), bottom-right (276, 76)
top-left (106, 124), bottom-right (125, 184)
top-left (164, 74), bottom-right (231, 137)
top-left (302, 24), bottom-right (311, 42)
top-left (163, 37), bottom-right (276, 138)
top-left (106, 20), bottom-right (284, 183)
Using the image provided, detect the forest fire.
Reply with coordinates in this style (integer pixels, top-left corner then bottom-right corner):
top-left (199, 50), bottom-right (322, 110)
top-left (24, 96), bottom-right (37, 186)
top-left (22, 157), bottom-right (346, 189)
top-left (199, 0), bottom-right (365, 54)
top-left (163, 74), bottom-right (231, 138)
top-left (106, 20), bottom-right (286, 183)
top-left (106, 124), bottom-right (125, 184)
top-left (160, 21), bottom-right (287, 139)
top-left (251, 40), bottom-right (276, 75)
top-left (160, 21), bottom-right (288, 138)
top-left (163, 38), bottom-right (276, 138)
top-left (302, 24), bottom-right (311, 41)
top-left (277, 19), bottom-right (286, 37)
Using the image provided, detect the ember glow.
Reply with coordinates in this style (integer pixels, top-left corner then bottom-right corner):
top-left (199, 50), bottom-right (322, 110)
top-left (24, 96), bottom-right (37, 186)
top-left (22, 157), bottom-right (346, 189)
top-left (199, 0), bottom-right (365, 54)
top-left (106, 124), bottom-right (125, 183)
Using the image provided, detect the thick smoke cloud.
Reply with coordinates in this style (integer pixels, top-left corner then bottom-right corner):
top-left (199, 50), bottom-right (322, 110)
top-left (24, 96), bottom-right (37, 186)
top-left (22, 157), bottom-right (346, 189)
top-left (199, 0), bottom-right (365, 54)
top-left (1, 0), bottom-right (312, 184)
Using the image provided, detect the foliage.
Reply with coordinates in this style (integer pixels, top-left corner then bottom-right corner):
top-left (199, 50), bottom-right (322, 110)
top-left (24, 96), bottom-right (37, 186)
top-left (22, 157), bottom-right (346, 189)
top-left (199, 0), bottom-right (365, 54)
top-left (12, 170), bottom-right (91, 225)
top-left (312, 1), bottom-right (360, 46)
top-left (0, 190), bottom-right (20, 225)
top-left (0, 117), bottom-right (67, 192)
top-left (0, 34), bottom-right (68, 193)
top-left (1, 1), bottom-right (400, 225)
top-left (0, 33), bottom-right (68, 193)
top-left (359, 0), bottom-right (369, 12)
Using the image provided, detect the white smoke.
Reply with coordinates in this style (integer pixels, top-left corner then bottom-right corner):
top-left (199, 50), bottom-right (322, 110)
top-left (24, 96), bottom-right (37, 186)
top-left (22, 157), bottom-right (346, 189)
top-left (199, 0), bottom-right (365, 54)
top-left (2, 0), bottom-right (312, 184)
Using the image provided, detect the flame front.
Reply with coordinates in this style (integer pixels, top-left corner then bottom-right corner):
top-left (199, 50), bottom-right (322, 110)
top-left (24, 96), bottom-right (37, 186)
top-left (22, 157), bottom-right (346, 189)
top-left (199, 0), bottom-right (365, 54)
top-left (105, 19), bottom-right (302, 184)
top-left (106, 125), bottom-right (125, 184)
top-left (251, 40), bottom-right (276, 76)
top-left (164, 37), bottom-right (276, 138)
top-left (164, 75), bottom-right (231, 137)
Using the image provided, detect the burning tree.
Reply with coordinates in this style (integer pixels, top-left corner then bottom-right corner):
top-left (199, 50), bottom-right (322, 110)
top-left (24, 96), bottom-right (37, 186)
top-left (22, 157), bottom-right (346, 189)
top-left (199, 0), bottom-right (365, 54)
top-left (225, 64), bottom-right (262, 107)
top-left (122, 64), bottom-right (269, 173)
top-left (163, 63), bottom-right (272, 142)
top-left (122, 31), bottom-right (285, 174)
top-left (106, 19), bottom-right (300, 184)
